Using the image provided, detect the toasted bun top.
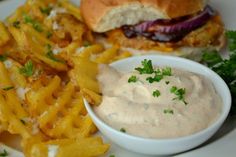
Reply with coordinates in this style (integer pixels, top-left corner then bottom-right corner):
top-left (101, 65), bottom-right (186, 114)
top-left (80, 0), bottom-right (208, 32)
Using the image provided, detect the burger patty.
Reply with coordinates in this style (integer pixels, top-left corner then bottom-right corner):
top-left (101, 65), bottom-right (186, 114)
top-left (106, 15), bottom-right (224, 51)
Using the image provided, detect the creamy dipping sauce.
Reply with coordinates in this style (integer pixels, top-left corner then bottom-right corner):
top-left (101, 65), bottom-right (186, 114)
top-left (94, 61), bottom-right (222, 138)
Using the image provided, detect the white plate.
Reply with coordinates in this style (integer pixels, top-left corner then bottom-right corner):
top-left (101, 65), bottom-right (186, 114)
top-left (0, 0), bottom-right (235, 157)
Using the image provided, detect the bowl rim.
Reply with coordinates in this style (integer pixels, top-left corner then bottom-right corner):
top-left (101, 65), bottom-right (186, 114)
top-left (84, 54), bottom-right (232, 143)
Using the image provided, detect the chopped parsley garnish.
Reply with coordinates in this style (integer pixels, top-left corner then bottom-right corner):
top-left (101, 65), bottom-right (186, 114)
top-left (40, 6), bottom-right (52, 15)
top-left (46, 44), bottom-right (52, 50)
top-left (0, 55), bottom-right (7, 62)
top-left (146, 67), bottom-right (172, 83)
top-left (23, 14), bottom-right (33, 23)
top-left (135, 59), bottom-right (172, 83)
top-left (146, 73), bottom-right (163, 83)
top-left (164, 109), bottom-right (174, 114)
top-left (45, 44), bottom-right (65, 63)
top-left (128, 75), bottom-right (138, 83)
top-left (170, 86), bottom-right (188, 105)
top-left (109, 155), bottom-right (115, 157)
top-left (20, 119), bottom-right (26, 125)
top-left (33, 23), bottom-right (43, 32)
top-left (19, 60), bottom-right (34, 77)
top-left (23, 15), bottom-right (43, 32)
top-left (46, 50), bottom-right (58, 62)
top-left (13, 21), bottom-right (20, 28)
top-left (2, 86), bottom-right (14, 91)
top-left (152, 90), bottom-right (161, 97)
top-left (165, 81), bottom-right (170, 85)
top-left (120, 128), bottom-right (126, 133)
top-left (83, 41), bottom-right (91, 47)
top-left (46, 31), bottom-right (53, 39)
top-left (201, 30), bottom-right (236, 115)
top-left (0, 149), bottom-right (8, 157)
top-left (170, 86), bottom-right (177, 93)
top-left (162, 67), bottom-right (172, 76)
top-left (135, 59), bottom-right (154, 74)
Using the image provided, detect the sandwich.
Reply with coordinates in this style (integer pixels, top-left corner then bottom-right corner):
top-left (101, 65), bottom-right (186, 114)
top-left (80, 0), bottom-right (225, 60)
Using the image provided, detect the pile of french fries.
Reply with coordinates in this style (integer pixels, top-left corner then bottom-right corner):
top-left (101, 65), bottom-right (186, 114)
top-left (0, 0), bottom-right (132, 156)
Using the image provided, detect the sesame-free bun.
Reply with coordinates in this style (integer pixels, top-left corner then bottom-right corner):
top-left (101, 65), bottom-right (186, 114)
top-left (80, 0), bottom-right (208, 32)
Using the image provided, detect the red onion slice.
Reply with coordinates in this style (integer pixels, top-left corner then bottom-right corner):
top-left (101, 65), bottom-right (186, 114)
top-left (133, 19), bottom-right (165, 33)
top-left (148, 5), bottom-right (215, 34)
top-left (122, 5), bottom-right (216, 42)
top-left (134, 5), bottom-right (215, 34)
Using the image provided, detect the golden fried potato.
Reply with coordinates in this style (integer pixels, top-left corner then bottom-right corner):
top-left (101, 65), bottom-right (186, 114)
top-left (0, 62), bottom-right (31, 138)
top-left (26, 76), bottom-right (97, 139)
top-left (24, 137), bottom-right (109, 157)
top-left (0, 22), bottom-right (11, 47)
top-left (95, 45), bottom-right (120, 64)
top-left (81, 88), bottom-right (102, 106)
top-left (77, 44), bottom-right (104, 59)
top-left (0, 1), bottom-right (135, 156)
top-left (69, 57), bottom-right (100, 93)
top-left (59, 0), bottom-right (83, 21)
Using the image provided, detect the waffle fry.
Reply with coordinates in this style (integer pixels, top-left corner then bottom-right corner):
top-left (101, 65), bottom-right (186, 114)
top-left (70, 45), bottom-right (132, 106)
top-left (0, 0), bottom-right (135, 156)
top-left (9, 26), bottom-right (68, 71)
top-left (5, 0), bottom-right (93, 71)
top-left (111, 51), bottom-right (132, 62)
top-left (59, 0), bottom-right (83, 21)
top-left (77, 44), bottom-right (104, 59)
top-left (24, 136), bottom-right (109, 157)
top-left (76, 44), bottom-right (132, 64)
top-left (0, 59), bottom-right (109, 155)
top-left (94, 45), bottom-right (120, 64)
top-left (0, 62), bottom-right (31, 139)
top-left (69, 57), bottom-right (100, 93)
top-left (0, 22), bottom-right (10, 47)
top-left (26, 76), bottom-right (97, 138)
top-left (81, 88), bottom-right (102, 106)
top-left (53, 14), bottom-right (86, 42)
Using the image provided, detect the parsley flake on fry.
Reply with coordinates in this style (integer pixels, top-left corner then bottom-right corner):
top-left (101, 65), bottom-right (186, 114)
top-left (13, 21), bottom-right (20, 28)
top-left (20, 119), bottom-right (26, 125)
top-left (23, 15), bottom-right (43, 32)
top-left (40, 7), bottom-right (52, 15)
top-left (0, 55), bottom-right (7, 62)
top-left (46, 31), bottom-right (53, 39)
top-left (83, 41), bottom-right (91, 47)
top-left (46, 44), bottom-right (65, 63)
top-left (2, 86), bottom-right (14, 91)
top-left (19, 60), bottom-right (34, 77)
top-left (46, 51), bottom-right (65, 63)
